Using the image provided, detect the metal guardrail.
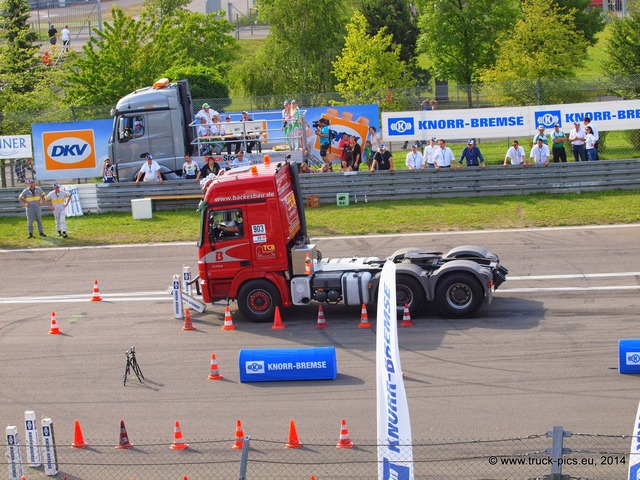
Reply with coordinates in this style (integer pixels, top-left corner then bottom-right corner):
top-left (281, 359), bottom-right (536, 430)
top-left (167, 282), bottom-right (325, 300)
top-left (2, 160), bottom-right (640, 216)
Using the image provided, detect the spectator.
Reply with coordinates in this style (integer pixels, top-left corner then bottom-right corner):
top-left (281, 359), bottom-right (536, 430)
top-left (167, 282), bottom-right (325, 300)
top-left (14, 158), bottom-right (34, 183)
top-left (195, 103), bottom-right (219, 125)
top-left (529, 138), bottom-right (550, 166)
top-left (197, 156), bottom-right (221, 180)
top-left (370, 144), bottom-right (394, 171)
top-left (341, 134), bottom-right (356, 171)
top-left (583, 116), bottom-right (599, 159)
top-left (504, 140), bottom-right (526, 167)
top-left (585, 126), bottom-right (598, 161)
top-left (282, 100), bottom-right (291, 149)
top-left (61, 25), bottom-right (70, 52)
top-left (240, 111), bottom-right (256, 153)
top-left (363, 140), bottom-right (373, 169)
top-left (425, 99), bottom-right (437, 111)
top-left (369, 126), bottom-right (382, 152)
top-left (48, 24), bottom-right (58, 46)
top-left (551, 123), bottom-right (568, 163)
top-left (406, 143), bottom-right (425, 171)
top-left (224, 115), bottom-right (238, 155)
top-left (432, 139), bottom-right (455, 171)
top-left (299, 162), bottom-right (315, 173)
top-left (533, 125), bottom-right (548, 145)
top-left (423, 137), bottom-right (437, 169)
top-left (18, 179), bottom-right (46, 238)
top-left (182, 154), bottom-right (199, 179)
top-left (569, 121), bottom-right (588, 162)
top-left (135, 153), bottom-right (163, 183)
top-left (45, 183), bottom-right (71, 238)
top-left (351, 136), bottom-right (362, 171)
top-left (458, 139), bottom-right (485, 169)
top-left (230, 151), bottom-right (250, 169)
top-left (288, 100), bottom-right (302, 150)
top-left (101, 158), bottom-right (117, 183)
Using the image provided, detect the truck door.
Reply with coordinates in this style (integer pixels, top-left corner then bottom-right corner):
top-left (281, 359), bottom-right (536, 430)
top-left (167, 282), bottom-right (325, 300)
top-left (112, 114), bottom-right (150, 180)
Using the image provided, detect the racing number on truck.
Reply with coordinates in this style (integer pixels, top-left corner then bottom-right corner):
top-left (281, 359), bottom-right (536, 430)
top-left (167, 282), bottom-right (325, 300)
top-left (252, 224), bottom-right (266, 235)
top-left (216, 251), bottom-right (223, 261)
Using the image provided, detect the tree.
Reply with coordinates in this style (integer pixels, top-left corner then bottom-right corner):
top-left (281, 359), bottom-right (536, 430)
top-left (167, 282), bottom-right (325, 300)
top-left (0, 0), bottom-right (39, 93)
top-left (480, 0), bottom-right (588, 105)
top-left (163, 64), bottom-right (231, 108)
top-left (552, 0), bottom-right (604, 46)
top-left (142, 0), bottom-right (191, 20)
top-left (603, 2), bottom-right (640, 98)
top-left (417, 0), bottom-right (518, 107)
top-left (360, 0), bottom-right (418, 65)
top-left (332, 11), bottom-right (415, 109)
top-left (237, 0), bottom-right (349, 100)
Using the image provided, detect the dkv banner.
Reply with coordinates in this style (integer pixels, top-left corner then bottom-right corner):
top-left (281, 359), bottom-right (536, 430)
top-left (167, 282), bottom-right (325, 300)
top-left (376, 261), bottom-right (414, 480)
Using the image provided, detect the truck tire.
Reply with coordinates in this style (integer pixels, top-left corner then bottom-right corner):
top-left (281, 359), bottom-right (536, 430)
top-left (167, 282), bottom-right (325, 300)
top-left (396, 274), bottom-right (425, 318)
top-left (237, 279), bottom-right (282, 323)
top-left (435, 273), bottom-right (483, 318)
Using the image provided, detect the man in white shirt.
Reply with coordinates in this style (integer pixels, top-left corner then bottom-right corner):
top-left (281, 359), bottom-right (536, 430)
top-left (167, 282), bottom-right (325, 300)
top-left (529, 138), bottom-right (550, 166)
top-left (432, 139), bottom-right (455, 171)
top-left (61, 25), bottom-right (70, 52)
top-left (135, 153), bottom-right (164, 183)
top-left (405, 143), bottom-right (425, 171)
top-left (423, 137), bottom-right (437, 169)
top-left (195, 103), bottom-right (219, 125)
top-left (569, 121), bottom-right (588, 162)
top-left (504, 140), bottom-right (526, 167)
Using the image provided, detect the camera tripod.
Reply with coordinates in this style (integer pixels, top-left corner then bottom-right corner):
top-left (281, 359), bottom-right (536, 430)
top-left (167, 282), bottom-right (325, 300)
top-left (123, 346), bottom-right (144, 385)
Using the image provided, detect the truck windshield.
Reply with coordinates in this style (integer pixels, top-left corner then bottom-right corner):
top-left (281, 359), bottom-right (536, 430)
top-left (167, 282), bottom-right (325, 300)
top-left (207, 208), bottom-right (244, 243)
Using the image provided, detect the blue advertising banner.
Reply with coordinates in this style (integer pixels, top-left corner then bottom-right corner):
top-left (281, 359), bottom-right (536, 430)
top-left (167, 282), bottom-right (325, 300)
top-left (32, 120), bottom-right (111, 181)
top-left (238, 346), bottom-right (337, 383)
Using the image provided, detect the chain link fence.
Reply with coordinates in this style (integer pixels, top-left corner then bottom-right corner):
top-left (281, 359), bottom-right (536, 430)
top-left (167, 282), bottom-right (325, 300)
top-left (1, 431), bottom-right (633, 479)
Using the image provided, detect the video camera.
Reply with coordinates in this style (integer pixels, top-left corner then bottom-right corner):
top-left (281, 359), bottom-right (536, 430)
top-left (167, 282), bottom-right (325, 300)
top-left (312, 118), bottom-right (329, 129)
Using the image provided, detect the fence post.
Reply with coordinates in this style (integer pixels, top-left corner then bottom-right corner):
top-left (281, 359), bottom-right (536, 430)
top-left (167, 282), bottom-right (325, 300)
top-left (238, 435), bottom-right (250, 480)
top-left (545, 425), bottom-right (571, 480)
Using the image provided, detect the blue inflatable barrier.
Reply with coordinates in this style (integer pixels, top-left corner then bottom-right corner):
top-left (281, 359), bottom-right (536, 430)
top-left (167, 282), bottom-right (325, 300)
top-left (619, 339), bottom-right (640, 374)
top-left (239, 346), bottom-right (337, 383)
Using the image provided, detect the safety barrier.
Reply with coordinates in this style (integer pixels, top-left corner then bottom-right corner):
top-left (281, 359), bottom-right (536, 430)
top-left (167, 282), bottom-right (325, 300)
top-left (1, 159), bottom-right (640, 216)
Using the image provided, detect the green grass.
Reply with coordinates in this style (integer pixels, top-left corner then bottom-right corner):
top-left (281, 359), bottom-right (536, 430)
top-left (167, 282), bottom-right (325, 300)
top-left (2, 190), bottom-right (640, 249)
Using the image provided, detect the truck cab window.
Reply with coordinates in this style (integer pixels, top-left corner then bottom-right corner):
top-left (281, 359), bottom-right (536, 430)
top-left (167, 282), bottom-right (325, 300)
top-left (118, 116), bottom-right (144, 142)
top-left (209, 208), bottom-right (244, 242)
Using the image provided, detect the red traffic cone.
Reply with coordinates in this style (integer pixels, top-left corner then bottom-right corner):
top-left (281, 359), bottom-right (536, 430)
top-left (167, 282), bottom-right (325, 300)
top-left (169, 421), bottom-right (189, 450)
top-left (49, 311), bottom-right (61, 335)
top-left (358, 304), bottom-right (372, 328)
top-left (285, 419), bottom-right (302, 449)
top-left (90, 280), bottom-right (102, 302)
top-left (400, 303), bottom-right (414, 327)
top-left (207, 353), bottom-right (223, 380)
top-left (115, 420), bottom-right (133, 449)
top-left (231, 419), bottom-right (244, 450)
top-left (336, 418), bottom-right (354, 449)
top-left (182, 307), bottom-right (195, 331)
top-left (71, 419), bottom-right (87, 448)
top-left (272, 306), bottom-right (285, 330)
top-left (221, 306), bottom-right (236, 331)
top-left (315, 305), bottom-right (328, 329)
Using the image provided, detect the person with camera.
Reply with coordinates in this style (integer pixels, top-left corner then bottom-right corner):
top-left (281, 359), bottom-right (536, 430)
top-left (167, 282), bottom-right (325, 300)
top-left (315, 118), bottom-right (332, 171)
top-left (101, 158), bottom-right (117, 183)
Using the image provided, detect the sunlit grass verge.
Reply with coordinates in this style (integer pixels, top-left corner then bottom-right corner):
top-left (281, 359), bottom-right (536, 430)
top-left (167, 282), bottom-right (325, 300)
top-left (1, 190), bottom-right (639, 249)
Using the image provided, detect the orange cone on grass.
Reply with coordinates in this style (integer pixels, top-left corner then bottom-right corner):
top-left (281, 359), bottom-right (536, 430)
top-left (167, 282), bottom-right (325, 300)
top-left (231, 419), bottom-right (244, 450)
top-left (285, 419), bottom-right (302, 448)
top-left (315, 305), bottom-right (328, 329)
top-left (169, 421), bottom-right (189, 450)
top-left (336, 418), bottom-right (354, 449)
top-left (207, 354), bottom-right (223, 380)
top-left (49, 311), bottom-right (61, 335)
top-left (182, 307), bottom-right (195, 331)
top-left (90, 279), bottom-right (102, 301)
top-left (115, 420), bottom-right (133, 449)
top-left (71, 419), bottom-right (87, 448)
top-left (272, 306), bottom-right (285, 330)
top-left (221, 306), bottom-right (236, 330)
top-left (358, 304), bottom-right (372, 328)
top-left (400, 303), bottom-right (414, 327)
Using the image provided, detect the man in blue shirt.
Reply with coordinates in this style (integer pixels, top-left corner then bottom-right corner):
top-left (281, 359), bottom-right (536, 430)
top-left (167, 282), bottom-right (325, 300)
top-left (316, 118), bottom-right (332, 170)
top-left (458, 139), bottom-right (486, 169)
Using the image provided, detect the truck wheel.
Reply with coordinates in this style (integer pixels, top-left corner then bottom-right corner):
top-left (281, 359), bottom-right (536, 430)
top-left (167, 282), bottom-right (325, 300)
top-left (435, 273), bottom-right (483, 318)
top-left (396, 274), bottom-right (425, 318)
top-left (237, 279), bottom-right (282, 323)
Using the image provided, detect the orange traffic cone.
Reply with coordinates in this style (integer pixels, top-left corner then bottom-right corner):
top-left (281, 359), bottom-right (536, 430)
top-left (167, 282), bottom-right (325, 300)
top-left (231, 419), bottom-right (244, 450)
top-left (336, 418), bottom-right (354, 449)
top-left (285, 419), bottom-right (302, 448)
top-left (305, 252), bottom-right (313, 275)
top-left (169, 421), bottom-right (189, 450)
top-left (49, 311), bottom-right (61, 335)
top-left (400, 303), bottom-right (414, 327)
top-left (358, 304), bottom-right (372, 328)
top-left (221, 306), bottom-right (236, 331)
top-left (115, 420), bottom-right (133, 449)
top-left (315, 305), bottom-right (328, 329)
top-left (90, 280), bottom-right (102, 301)
top-left (182, 307), bottom-right (195, 331)
top-left (272, 306), bottom-right (285, 330)
top-left (71, 419), bottom-right (87, 448)
top-left (207, 353), bottom-right (223, 380)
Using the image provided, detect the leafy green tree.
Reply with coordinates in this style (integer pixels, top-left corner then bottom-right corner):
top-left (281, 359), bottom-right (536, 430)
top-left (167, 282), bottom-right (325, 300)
top-left (416, 0), bottom-right (518, 107)
top-left (0, 0), bottom-right (39, 93)
top-left (142, 0), bottom-right (191, 20)
top-left (552, 0), bottom-right (604, 46)
top-left (480, 0), bottom-right (589, 105)
top-left (163, 64), bottom-right (231, 108)
top-left (238, 0), bottom-right (349, 100)
top-left (360, 0), bottom-right (418, 65)
top-left (603, 3), bottom-right (640, 98)
top-left (333, 11), bottom-right (415, 109)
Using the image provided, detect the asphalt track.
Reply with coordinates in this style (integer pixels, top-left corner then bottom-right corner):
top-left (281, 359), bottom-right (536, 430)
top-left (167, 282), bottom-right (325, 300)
top-left (1, 224), bottom-right (640, 446)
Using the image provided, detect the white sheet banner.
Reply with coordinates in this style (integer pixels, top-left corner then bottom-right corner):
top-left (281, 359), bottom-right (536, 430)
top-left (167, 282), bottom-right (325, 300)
top-left (64, 185), bottom-right (83, 217)
top-left (0, 135), bottom-right (32, 159)
top-left (377, 260), bottom-right (413, 480)
top-left (383, 99), bottom-right (640, 142)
